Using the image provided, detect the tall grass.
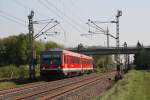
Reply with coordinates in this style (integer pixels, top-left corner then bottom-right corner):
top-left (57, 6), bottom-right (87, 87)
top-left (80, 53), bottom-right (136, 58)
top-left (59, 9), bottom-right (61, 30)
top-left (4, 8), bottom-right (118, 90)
top-left (0, 65), bottom-right (41, 90)
top-left (0, 65), bottom-right (40, 79)
top-left (96, 70), bottom-right (150, 100)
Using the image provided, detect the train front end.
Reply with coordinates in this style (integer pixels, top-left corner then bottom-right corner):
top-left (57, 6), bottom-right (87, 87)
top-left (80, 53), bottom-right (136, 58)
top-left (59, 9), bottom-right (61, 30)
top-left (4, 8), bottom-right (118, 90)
top-left (40, 49), bottom-right (63, 78)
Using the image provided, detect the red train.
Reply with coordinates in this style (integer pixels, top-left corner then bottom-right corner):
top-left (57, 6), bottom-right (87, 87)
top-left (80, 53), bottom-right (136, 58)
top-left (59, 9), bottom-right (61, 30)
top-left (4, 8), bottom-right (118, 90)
top-left (40, 48), bottom-right (93, 78)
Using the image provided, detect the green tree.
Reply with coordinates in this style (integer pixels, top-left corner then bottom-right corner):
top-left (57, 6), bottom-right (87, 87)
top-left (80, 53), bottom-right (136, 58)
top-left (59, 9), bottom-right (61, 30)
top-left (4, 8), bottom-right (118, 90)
top-left (93, 55), bottom-right (114, 71)
top-left (45, 41), bottom-right (63, 49)
top-left (0, 39), bottom-right (6, 65)
top-left (0, 33), bottom-right (63, 66)
top-left (34, 41), bottom-right (45, 64)
top-left (134, 48), bottom-right (150, 69)
top-left (134, 42), bottom-right (150, 69)
top-left (1, 34), bottom-right (28, 66)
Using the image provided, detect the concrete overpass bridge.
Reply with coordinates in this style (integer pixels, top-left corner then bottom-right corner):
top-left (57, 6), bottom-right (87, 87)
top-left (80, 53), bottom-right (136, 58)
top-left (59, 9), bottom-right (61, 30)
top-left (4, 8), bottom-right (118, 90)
top-left (67, 46), bottom-right (150, 55)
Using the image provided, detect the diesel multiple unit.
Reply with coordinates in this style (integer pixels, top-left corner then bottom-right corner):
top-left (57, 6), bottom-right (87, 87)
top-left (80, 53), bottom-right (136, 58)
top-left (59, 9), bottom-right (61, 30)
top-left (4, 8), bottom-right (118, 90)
top-left (40, 49), bottom-right (93, 77)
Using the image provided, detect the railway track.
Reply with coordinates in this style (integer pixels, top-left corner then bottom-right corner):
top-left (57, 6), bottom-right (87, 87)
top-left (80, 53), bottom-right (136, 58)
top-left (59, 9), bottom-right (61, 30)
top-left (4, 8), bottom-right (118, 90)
top-left (0, 71), bottom-right (115, 100)
top-left (0, 73), bottom-right (97, 99)
top-left (40, 72), bottom-right (115, 100)
top-left (0, 81), bottom-right (45, 95)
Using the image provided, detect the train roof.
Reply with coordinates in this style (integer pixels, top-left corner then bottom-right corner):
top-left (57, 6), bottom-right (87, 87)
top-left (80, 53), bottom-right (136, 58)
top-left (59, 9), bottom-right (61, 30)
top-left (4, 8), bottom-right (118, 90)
top-left (41, 48), bottom-right (93, 59)
top-left (46, 48), bottom-right (63, 51)
top-left (63, 49), bottom-right (81, 57)
top-left (63, 49), bottom-right (92, 59)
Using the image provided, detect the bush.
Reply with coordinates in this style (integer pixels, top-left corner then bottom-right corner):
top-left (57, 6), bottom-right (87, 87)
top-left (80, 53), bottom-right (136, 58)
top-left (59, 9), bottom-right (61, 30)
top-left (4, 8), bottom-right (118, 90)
top-left (0, 65), bottom-right (30, 79)
top-left (0, 65), bottom-right (18, 78)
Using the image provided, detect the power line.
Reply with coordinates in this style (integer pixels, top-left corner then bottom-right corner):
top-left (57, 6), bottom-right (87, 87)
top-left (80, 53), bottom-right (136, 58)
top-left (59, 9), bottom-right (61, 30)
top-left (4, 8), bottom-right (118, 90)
top-left (13, 0), bottom-right (64, 39)
top-left (0, 14), bottom-right (27, 27)
top-left (14, 0), bottom-right (30, 10)
top-left (0, 10), bottom-right (27, 23)
top-left (38, 0), bottom-right (81, 32)
top-left (34, 22), bottom-right (60, 39)
top-left (45, 0), bottom-right (87, 31)
top-left (13, 0), bottom-right (46, 18)
top-left (58, 24), bottom-right (67, 41)
top-left (0, 10), bottom-right (42, 33)
top-left (34, 19), bottom-right (57, 38)
top-left (13, 0), bottom-right (62, 26)
top-left (37, 0), bottom-right (84, 33)
top-left (68, 0), bottom-right (86, 22)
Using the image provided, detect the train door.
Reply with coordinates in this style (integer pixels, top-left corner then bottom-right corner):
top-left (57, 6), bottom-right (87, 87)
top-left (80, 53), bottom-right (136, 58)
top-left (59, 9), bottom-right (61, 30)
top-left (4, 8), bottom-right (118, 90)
top-left (63, 54), bottom-right (67, 76)
top-left (80, 56), bottom-right (84, 74)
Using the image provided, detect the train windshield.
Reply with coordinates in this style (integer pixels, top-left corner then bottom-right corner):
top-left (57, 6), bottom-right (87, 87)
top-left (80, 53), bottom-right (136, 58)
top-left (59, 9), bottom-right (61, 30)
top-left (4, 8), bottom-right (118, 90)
top-left (41, 52), bottom-right (61, 65)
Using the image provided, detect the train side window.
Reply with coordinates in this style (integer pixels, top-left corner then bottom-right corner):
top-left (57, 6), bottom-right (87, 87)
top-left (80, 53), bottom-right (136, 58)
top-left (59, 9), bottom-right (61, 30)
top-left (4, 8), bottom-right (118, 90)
top-left (71, 56), bottom-right (74, 64)
top-left (71, 56), bottom-right (73, 64)
top-left (74, 57), bottom-right (76, 64)
top-left (64, 55), bottom-right (67, 64)
top-left (74, 57), bottom-right (75, 64)
top-left (75, 57), bottom-right (77, 64)
top-left (72, 56), bottom-right (74, 64)
top-left (67, 56), bottom-right (70, 64)
top-left (83, 59), bottom-right (84, 64)
top-left (82, 59), bottom-right (84, 64)
top-left (69, 56), bottom-right (71, 64)
top-left (73, 57), bottom-right (75, 64)
top-left (70, 56), bottom-right (72, 64)
top-left (76, 57), bottom-right (78, 64)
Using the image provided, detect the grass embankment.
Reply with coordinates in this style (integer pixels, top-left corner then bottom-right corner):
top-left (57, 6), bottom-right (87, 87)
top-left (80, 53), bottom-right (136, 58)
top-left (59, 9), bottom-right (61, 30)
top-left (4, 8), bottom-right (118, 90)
top-left (97, 70), bottom-right (150, 100)
top-left (0, 65), bottom-right (40, 90)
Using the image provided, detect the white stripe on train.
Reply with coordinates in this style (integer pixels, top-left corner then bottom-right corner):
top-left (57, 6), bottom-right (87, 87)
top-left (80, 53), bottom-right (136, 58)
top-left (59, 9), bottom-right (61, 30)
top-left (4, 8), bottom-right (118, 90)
top-left (41, 68), bottom-right (93, 71)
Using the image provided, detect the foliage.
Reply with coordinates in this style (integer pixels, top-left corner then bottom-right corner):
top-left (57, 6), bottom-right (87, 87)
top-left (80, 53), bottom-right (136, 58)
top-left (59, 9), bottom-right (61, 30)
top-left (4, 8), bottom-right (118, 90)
top-left (77, 43), bottom-right (84, 51)
top-left (0, 34), bottom-right (29, 66)
top-left (0, 65), bottom-right (41, 79)
top-left (76, 43), bottom-right (115, 71)
top-left (93, 55), bottom-right (114, 71)
top-left (0, 65), bottom-right (24, 78)
top-left (45, 41), bottom-right (63, 49)
top-left (97, 70), bottom-right (150, 100)
top-left (134, 42), bottom-right (150, 69)
top-left (0, 81), bottom-right (16, 90)
top-left (0, 65), bottom-right (41, 90)
top-left (0, 33), bottom-right (63, 66)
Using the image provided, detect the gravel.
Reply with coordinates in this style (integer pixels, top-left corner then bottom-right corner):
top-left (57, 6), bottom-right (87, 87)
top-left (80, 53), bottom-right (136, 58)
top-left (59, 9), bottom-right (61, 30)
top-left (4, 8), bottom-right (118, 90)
top-left (54, 73), bottom-right (115, 100)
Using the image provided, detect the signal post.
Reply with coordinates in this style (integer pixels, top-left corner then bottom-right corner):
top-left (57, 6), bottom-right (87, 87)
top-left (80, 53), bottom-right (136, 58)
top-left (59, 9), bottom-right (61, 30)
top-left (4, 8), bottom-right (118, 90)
top-left (28, 11), bottom-right (35, 80)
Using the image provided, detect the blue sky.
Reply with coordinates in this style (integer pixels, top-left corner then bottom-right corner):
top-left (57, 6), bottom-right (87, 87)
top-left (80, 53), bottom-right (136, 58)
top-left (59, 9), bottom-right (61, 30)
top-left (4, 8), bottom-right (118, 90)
top-left (0, 0), bottom-right (150, 47)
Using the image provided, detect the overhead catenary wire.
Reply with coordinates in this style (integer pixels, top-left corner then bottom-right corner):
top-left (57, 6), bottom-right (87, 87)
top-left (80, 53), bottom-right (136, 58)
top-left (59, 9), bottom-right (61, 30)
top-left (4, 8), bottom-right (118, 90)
top-left (12, 0), bottom-right (53, 32)
top-left (38, 0), bottom-right (82, 33)
top-left (34, 21), bottom-right (52, 38)
top-left (69, 0), bottom-right (87, 22)
top-left (90, 21), bottom-right (105, 33)
top-left (12, 0), bottom-right (92, 43)
top-left (34, 19), bottom-right (56, 38)
top-left (86, 22), bottom-right (104, 32)
top-left (45, 0), bottom-right (87, 31)
top-left (14, 0), bottom-right (30, 10)
top-left (58, 24), bottom-right (67, 41)
top-left (1, 0), bottom-right (94, 46)
top-left (0, 10), bottom-right (44, 33)
top-left (37, 0), bottom-right (85, 34)
top-left (13, 0), bottom-right (46, 18)
top-left (0, 10), bottom-right (27, 23)
top-left (0, 14), bottom-right (27, 27)
top-left (33, 19), bottom-right (54, 24)
top-left (12, 0), bottom-right (67, 42)
top-left (34, 22), bottom-right (60, 39)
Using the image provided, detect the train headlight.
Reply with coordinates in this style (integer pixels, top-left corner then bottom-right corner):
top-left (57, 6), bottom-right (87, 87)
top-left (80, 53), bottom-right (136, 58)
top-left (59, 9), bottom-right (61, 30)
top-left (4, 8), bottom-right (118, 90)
top-left (58, 66), bottom-right (61, 69)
